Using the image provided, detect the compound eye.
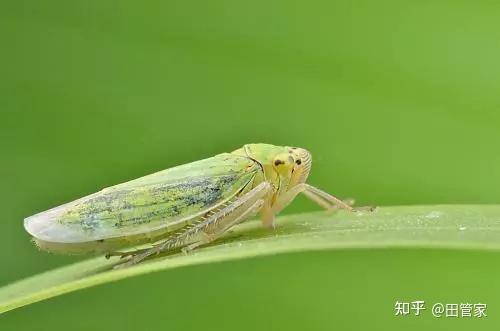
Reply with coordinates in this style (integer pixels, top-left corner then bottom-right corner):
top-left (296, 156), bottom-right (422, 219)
top-left (274, 155), bottom-right (294, 167)
top-left (274, 159), bottom-right (285, 166)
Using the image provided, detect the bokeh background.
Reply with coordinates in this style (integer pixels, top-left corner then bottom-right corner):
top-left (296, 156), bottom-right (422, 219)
top-left (2, 1), bottom-right (500, 330)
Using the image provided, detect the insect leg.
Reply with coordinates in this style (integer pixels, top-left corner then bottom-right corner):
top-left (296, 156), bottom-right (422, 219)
top-left (182, 198), bottom-right (265, 253)
top-left (116, 181), bottom-right (272, 267)
top-left (303, 185), bottom-right (356, 210)
top-left (272, 183), bottom-right (354, 214)
top-left (302, 191), bottom-right (354, 210)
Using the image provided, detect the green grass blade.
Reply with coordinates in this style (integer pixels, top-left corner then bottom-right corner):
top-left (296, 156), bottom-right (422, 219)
top-left (2, 205), bottom-right (500, 314)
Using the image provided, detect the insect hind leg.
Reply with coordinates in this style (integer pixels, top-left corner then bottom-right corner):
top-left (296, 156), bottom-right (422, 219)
top-left (182, 198), bottom-right (265, 253)
top-left (115, 181), bottom-right (272, 268)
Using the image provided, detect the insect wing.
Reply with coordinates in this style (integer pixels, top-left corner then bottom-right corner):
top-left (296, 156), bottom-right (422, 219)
top-left (24, 154), bottom-right (259, 243)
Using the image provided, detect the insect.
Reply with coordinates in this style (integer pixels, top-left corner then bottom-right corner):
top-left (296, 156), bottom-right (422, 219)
top-left (24, 143), bottom-right (356, 267)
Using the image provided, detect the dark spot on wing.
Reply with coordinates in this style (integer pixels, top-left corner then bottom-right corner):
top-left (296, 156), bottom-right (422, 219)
top-left (72, 173), bottom-right (242, 230)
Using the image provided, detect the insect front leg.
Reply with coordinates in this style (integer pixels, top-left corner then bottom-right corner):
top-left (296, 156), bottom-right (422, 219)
top-left (272, 183), bottom-right (354, 214)
top-left (116, 181), bottom-right (273, 268)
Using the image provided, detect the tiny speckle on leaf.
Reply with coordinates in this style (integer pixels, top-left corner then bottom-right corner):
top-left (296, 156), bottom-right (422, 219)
top-left (424, 211), bottom-right (443, 219)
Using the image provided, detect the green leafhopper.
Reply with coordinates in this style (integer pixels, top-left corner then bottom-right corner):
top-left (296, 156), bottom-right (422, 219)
top-left (24, 144), bottom-right (355, 266)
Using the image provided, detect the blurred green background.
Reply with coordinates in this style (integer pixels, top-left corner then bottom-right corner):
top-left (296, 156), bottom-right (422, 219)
top-left (2, 0), bottom-right (500, 329)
